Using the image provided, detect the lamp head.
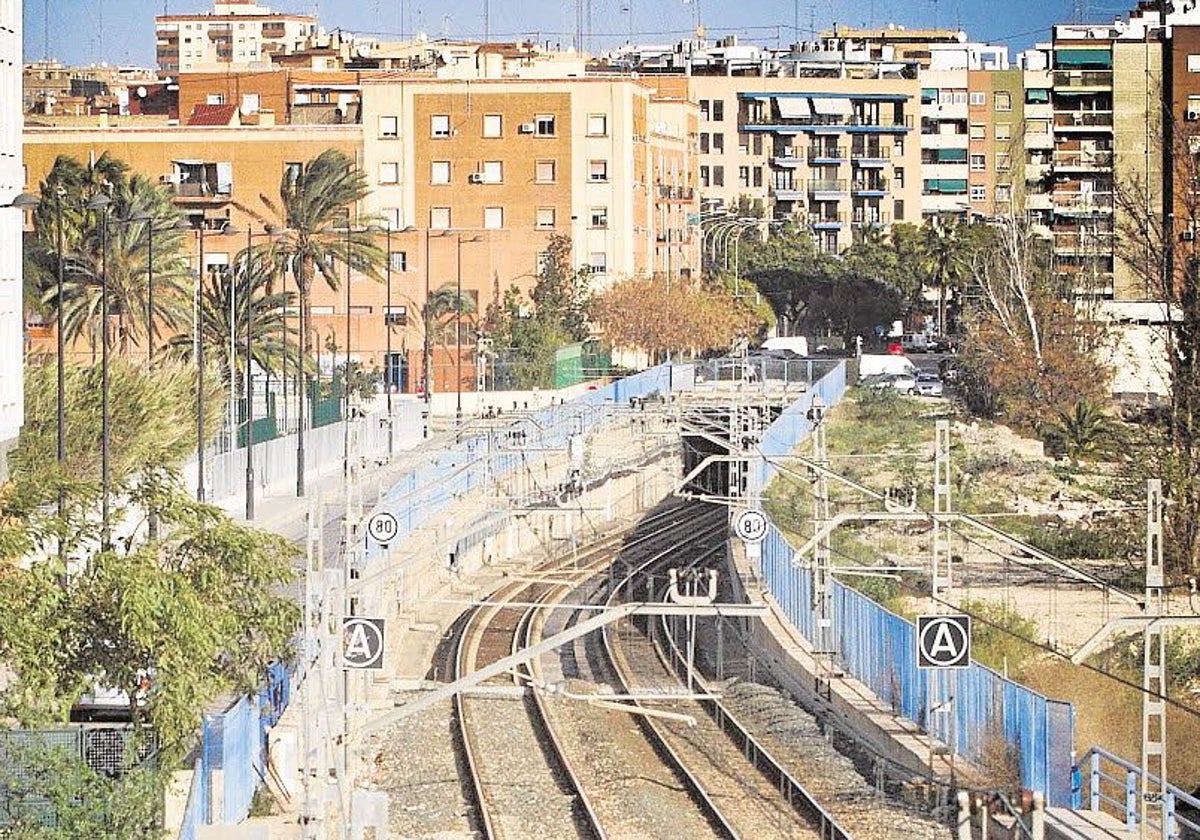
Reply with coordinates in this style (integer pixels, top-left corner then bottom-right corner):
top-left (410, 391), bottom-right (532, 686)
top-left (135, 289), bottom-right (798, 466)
top-left (222, 221), bottom-right (242, 236)
top-left (85, 193), bottom-right (112, 211)
top-left (8, 193), bottom-right (38, 209)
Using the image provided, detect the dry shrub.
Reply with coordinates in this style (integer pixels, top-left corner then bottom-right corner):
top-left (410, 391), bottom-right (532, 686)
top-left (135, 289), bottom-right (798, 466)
top-left (1021, 658), bottom-right (1200, 789)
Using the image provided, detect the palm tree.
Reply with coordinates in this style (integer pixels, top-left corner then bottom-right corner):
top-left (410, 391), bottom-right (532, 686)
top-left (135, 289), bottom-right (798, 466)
top-left (923, 214), bottom-right (968, 337)
top-left (30, 154), bottom-right (190, 358)
top-left (167, 244), bottom-right (298, 388)
top-left (425, 283), bottom-right (478, 353)
top-left (259, 150), bottom-right (384, 366)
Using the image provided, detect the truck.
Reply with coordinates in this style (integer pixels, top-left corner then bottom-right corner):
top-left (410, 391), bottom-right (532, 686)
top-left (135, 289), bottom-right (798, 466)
top-left (858, 353), bottom-right (918, 381)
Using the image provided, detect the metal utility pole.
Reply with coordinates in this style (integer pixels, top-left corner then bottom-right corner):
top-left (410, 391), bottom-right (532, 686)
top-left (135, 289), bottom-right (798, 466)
top-left (1142, 479), bottom-right (1167, 840)
top-left (809, 395), bottom-right (835, 700)
top-left (931, 419), bottom-right (952, 599)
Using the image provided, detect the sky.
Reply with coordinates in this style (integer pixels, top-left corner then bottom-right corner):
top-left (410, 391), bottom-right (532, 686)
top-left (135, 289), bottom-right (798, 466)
top-left (23, 0), bottom-right (1112, 68)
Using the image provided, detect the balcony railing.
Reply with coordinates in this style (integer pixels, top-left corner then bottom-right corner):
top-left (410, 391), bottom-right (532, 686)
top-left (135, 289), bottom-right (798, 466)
top-left (806, 179), bottom-right (848, 193)
top-left (657, 185), bottom-right (695, 201)
top-left (171, 181), bottom-right (231, 199)
top-left (852, 212), bottom-right (891, 226)
top-left (1052, 150), bottom-right (1114, 168)
top-left (742, 114), bottom-right (913, 130)
top-left (1052, 191), bottom-right (1114, 211)
top-left (806, 146), bottom-right (846, 161)
top-left (1052, 70), bottom-right (1113, 88)
top-left (850, 146), bottom-right (890, 160)
top-left (1054, 111), bottom-right (1114, 129)
top-left (852, 179), bottom-right (890, 193)
top-left (1053, 231), bottom-right (1115, 252)
top-left (807, 212), bottom-right (846, 226)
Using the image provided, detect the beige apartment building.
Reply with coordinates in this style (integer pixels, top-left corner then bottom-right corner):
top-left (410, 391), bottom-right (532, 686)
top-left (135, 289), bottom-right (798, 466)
top-left (155, 0), bottom-right (318, 74)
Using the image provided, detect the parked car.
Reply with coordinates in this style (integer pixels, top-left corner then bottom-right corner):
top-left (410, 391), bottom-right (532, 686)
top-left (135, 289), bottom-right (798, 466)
top-left (863, 372), bottom-right (916, 395)
top-left (914, 371), bottom-right (944, 397)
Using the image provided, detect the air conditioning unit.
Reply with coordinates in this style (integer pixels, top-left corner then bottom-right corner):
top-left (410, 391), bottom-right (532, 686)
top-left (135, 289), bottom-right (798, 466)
top-left (1187, 109), bottom-right (1200, 122)
top-left (1183, 229), bottom-right (1196, 242)
top-left (468, 173), bottom-right (485, 184)
top-left (518, 122), bottom-right (536, 134)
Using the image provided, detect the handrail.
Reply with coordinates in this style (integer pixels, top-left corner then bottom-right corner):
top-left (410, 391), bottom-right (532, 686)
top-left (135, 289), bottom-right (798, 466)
top-left (1075, 746), bottom-right (1197, 837)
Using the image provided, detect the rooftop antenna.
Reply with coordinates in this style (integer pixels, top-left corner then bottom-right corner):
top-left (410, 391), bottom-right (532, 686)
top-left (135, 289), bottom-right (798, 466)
top-left (574, 0), bottom-right (583, 50)
top-left (44, 0), bottom-right (50, 60)
top-left (483, 0), bottom-right (489, 43)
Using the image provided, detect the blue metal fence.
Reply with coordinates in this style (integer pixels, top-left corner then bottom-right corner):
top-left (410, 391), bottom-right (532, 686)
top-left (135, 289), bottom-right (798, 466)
top-left (750, 362), bottom-right (1075, 806)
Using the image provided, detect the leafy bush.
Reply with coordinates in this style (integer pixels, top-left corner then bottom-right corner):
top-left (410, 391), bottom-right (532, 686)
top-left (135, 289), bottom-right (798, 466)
top-left (960, 598), bottom-right (1042, 676)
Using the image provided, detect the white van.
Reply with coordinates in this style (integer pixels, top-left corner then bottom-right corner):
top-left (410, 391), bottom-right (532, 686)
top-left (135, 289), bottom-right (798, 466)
top-left (760, 336), bottom-right (809, 357)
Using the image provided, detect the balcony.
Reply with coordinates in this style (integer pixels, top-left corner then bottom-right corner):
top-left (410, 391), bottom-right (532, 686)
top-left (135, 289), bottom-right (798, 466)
top-left (1052, 191), bottom-right (1113, 214)
top-left (742, 114), bottom-right (912, 132)
top-left (1055, 270), bottom-right (1115, 297)
top-left (1052, 70), bottom-right (1113, 89)
top-left (806, 146), bottom-right (846, 163)
top-left (806, 179), bottom-right (849, 197)
top-left (770, 184), bottom-right (805, 202)
top-left (852, 211), bottom-right (891, 226)
top-left (772, 155), bottom-right (805, 168)
top-left (1053, 229), bottom-right (1114, 254)
top-left (851, 146), bottom-right (890, 165)
top-left (657, 185), bottom-right (695, 202)
top-left (808, 212), bottom-right (846, 228)
top-left (1054, 111), bottom-right (1113, 131)
top-left (1052, 150), bottom-right (1113, 170)
top-left (852, 179), bottom-right (889, 195)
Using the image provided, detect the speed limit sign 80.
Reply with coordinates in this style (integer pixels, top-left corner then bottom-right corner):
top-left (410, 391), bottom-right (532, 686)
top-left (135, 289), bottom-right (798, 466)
top-left (367, 512), bottom-right (399, 546)
top-left (734, 509), bottom-right (768, 544)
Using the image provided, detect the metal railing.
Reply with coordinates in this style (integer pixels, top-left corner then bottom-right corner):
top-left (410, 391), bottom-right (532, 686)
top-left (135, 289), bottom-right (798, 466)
top-left (1072, 747), bottom-right (1200, 838)
top-left (1054, 111), bottom-right (1114, 128)
top-left (1053, 70), bottom-right (1113, 87)
top-left (806, 145), bottom-right (846, 160)
top-left (806, 179), bottom-right (848, 193)
top-left (851, 145), bottom-right (891, 160)
top-left (1052, 150), bottom-right (1114, 168)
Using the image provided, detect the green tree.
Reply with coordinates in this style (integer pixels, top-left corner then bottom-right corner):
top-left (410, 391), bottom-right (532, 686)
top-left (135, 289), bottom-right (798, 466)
top-left (923, 214), bottom-right (972, 336)
top-left (0, 361), bottom-right (298, 760)
top-left (28, 153), bottom-right (191, 358)
top-left (166, 245), bottom-right (298, 386)
top-left (1044, 400), bottom-right (1125, 463)
top-left (0, 742), bottom-right (165, 839)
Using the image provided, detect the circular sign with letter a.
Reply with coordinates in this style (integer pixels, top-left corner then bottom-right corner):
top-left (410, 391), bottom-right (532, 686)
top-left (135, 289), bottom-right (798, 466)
top-left (734, 509), bottom-right (769, 544)
top-left (918, 614), bottom-right (971, 669)
top-left (342, 617), bottom-right (386, 670)
top-left (367, 512), bottom-right (399, 546)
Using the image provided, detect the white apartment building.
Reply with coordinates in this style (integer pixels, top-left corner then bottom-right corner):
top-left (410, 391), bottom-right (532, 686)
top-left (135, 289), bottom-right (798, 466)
top-left (0, 0), bottom-right (24, 480)
top-left (155, 0), bottom-right (317, 73)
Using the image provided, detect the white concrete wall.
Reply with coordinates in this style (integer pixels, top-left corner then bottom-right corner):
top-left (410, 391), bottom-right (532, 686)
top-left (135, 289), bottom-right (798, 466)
top-left (0, 0), bottom-right (24, 481)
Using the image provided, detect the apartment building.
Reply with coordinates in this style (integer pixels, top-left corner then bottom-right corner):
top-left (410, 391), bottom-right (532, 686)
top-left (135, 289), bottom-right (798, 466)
top-left (359, 74), bottom-right (699, 292)
top-left (155, 0), bottom-right (317, 74)
top-left (1021, 50), bottom-right (1055, 226)
top-left (0, 0), bottom-right (23, 480)
top-left (610, 38), bottom-right (922, 253)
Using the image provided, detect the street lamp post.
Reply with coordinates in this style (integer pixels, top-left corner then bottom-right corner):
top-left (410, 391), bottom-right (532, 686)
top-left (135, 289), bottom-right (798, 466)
top-left (370, 223), bottom-right (414, 459)
top-left (242, 224), bottom-right (281, 520)
top-left (343, 223), bottom-right (353, 476)
top-left (180, 218), bottom-right (234, 503)
top-left (422, 227), bottom-right (432, 435)
top-left (86, 193), bottom-right (112, 549)
top-left (452, 232), bottom-right (484, 431)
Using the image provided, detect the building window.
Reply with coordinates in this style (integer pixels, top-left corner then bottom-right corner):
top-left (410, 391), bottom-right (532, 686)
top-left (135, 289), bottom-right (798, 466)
top-left (1189, 54), bottom-right (1200, 72)
top-left (431, 114), bottom-right (451, 138)
top-left (921, 87), bottom-right (938, 105)
top-left (712, 166), bottom-right (724, 187)
top-left (711, 99), bottom-right (724, 121)
top-left (1025, 88), bottom-right (1051, 105)
top-left (241, 93), bottom-right (260, 114)
top-left (379, 162), bottom-right (400, 184)
top-left (753, 135), bottom-right (763, 155)
top-left (536, 207), bottom-right (556, 229)
top-left (589, 160), bottom-right (609, 182)
top-left (589, 206), bottom-right (608, 228)
top-left (700, 166), bottom-right (710, 187)
top-left (969, 91), bottom-right (985, 106)
top-left (389, 251), bottom-right (408, 272)
top-left (995, 123), bottom-right (1012, 141)
top-left (484, 207), bottom-right (504, 229)
top-left (712, 133), bottom-right (725, 153)
top-left (1027, 118), bottom-right (1050, 133)
top-left (380, 115), bottom-right (398, 138)
top-left (970, 184), bottom-right (986, 201)
top-left (699, 99), bottom-right (710, 120)
top-left (994, 91), bottom-right (1012, 111)
top-left (206, 93), bottom-right (225, 105)
top-left (587, 113), bottom-right (608, 136)
top-left (700, 133), bottom-right (710, 153)
top-left (753, 167), bottom-right (763, 187)
top-left (536, 252), bottom-right (550, 276)
top-left (589, 252), bottom-right (608, 273)
top-left (996, 184), bottom-right (1013, 203)
top-left (535, 114), bottom-right (556, 136)
top-left (284, 161), bottom-right (303, 184)
top-left (535, 160), bottom-right (556, 183)
top-left (738, 132), bottom-right (750, 154)
top-left (481, 161), bottom-right (503, 183)
top-left (431, 161), bottom-right (451, 184)
top-left (996, 153), bottom-right (1011, 172)
top-left (383, 208), bottom-right (403, 230)
top-left (483, 114), bottom-right (502, 137)
top-left (738, 166), bottom-right (750, 188)
top-left (894, 167), bottom-right (904, 188)
top-left (969, 123), bottom-right (986, 139)
top-left (970, 154), bottom-right (986, 171)
top-left (430, 207), bottom-right (451, 229)
top-left (894, 199), bottom-right (905, 220)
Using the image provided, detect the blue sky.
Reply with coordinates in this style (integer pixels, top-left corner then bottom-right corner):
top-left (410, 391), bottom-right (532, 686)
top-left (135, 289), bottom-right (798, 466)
top-left (25, 0), bottom-right (1100, 68)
